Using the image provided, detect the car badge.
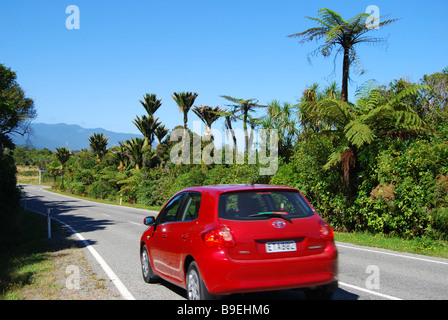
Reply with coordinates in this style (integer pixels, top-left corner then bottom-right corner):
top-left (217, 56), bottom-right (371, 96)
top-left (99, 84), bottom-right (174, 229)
top-left (272, 220), bottom-right (286, 229)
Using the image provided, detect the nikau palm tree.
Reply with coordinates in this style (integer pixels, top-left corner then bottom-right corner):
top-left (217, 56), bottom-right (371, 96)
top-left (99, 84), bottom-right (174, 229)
top-left (221, 96), bottom-right (262, 154)
top-left (55, 147), bottom-right (71, 168)
top-left (124, 137), bottom-right (144, 170)
top-left (289, 8), bottom-right (398, 102)
top-left (172, 92), bottom-right (198, 130)
top-left (88, 133), bottom-right (109, 159)
top-left (140, 93), bottom-right (162, 116)
top-left (215, 106), bottom-right (239, 161)
top-left (55, 147), bottom-right (71, 182)
top-left (112, 143), bottom-right (129, 171)
top-left (133, 115), bottom-right (161, 148)
top-left (155, 125), bottom-right (169, 147)
top-left (192, 105), bottom-right (223, 141)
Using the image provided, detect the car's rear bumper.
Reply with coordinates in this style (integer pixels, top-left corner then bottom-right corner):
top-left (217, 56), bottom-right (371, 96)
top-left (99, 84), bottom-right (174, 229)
top-left (198, 242), bottom-right (338, 295)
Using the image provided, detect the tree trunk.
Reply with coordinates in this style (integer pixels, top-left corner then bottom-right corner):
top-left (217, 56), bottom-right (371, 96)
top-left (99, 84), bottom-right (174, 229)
top-left (341, 47), bottom-right (350, 102)
top-left (183, 112), bottom-right (188, 130)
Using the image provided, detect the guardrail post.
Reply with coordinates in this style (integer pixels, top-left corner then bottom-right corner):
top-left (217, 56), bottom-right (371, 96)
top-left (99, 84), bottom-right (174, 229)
top-left (47, 208), bottom-right (51, 239)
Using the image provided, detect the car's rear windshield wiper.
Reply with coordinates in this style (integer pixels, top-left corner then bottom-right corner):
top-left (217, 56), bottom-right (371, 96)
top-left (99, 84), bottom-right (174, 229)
top-left (248, 212), bottom-right (292, 223)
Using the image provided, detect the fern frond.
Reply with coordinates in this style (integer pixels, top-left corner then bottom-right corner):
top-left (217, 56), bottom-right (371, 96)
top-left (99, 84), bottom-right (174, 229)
top-left (323, 142), bottom-right (349, 170)
top-left (393, 110), bottom-right (425, 130)
top-left (318, 8), bottom-right (346, 26)
top-left (344, 119), bottom-right (376, 148)
top-left (316, 98), bottom-right (353, 127)
top-left (388, 84), bottom-right (429, 106)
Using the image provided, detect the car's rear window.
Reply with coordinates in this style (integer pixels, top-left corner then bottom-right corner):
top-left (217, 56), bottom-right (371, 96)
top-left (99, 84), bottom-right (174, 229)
top-left (218, 191), bottom-right (314, 221)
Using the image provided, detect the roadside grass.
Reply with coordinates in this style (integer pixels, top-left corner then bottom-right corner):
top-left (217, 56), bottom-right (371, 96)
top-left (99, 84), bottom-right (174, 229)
top-left (0, 208), bottom-right (60, 299)
top-left (335, 232), bottom-right (448, 259)
top-left (16, 166), bottom-right (51, 186)
top-left (0, 206), bottom-right (120, 300)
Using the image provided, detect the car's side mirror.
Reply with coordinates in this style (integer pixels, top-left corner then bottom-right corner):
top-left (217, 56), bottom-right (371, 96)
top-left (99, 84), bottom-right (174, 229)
top-left (143, 216), bottom-right (156, 226)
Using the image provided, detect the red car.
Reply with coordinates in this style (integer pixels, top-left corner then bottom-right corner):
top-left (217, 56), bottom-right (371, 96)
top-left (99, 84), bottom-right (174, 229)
top-left (140, 184), bottom-right (338, 300)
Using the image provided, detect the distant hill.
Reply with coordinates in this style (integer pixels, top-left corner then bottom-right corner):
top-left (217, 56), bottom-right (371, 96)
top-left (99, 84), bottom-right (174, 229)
top-left (11, 123), bottom-right (143, 151)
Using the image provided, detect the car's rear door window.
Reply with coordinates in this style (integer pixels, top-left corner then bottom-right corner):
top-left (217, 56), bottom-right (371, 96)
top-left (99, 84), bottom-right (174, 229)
top-left (218, 191), bottom-right (313, 221)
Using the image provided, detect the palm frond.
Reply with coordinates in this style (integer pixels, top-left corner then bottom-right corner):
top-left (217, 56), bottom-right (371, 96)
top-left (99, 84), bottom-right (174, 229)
top-left (192, 105), bottom-right (223, 128)
top-left (172, 92), bottom-right (198, 112)
top-left (139, 94), bottom-right (162, 115)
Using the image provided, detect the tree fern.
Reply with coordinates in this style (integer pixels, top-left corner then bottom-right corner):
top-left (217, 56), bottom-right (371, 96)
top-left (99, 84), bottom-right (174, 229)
top-left (289, 8), bottom-right (398, 101)
top-left (344, 118), bottom-right (376, 148)
top-left (304, 80), bottom-right (427, 194)
top-left (323, 140), bottom-right (349, 170)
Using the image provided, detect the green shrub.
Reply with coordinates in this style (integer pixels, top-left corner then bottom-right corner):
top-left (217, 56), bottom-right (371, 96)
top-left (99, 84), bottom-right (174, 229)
top-left (87, 180), bottom-right (117, 200)
top-left (427, 207), bottom-right (448, 240)
top-left (0, 150), bottom-right (21, 218)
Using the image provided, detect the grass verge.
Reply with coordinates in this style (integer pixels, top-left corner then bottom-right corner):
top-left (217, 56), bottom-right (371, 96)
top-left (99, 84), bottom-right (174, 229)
top-left (335, 231), bottom-right (448, 259)
top-left (0, 206), bottom-right (121, 300)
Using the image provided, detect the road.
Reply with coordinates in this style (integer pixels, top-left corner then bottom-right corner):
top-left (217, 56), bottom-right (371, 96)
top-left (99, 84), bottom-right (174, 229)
top-left (21, 184), bottom-right (448, 300)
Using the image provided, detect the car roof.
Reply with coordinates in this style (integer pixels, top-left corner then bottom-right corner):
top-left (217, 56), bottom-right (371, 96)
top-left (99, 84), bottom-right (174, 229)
top-left (181, 184), bottom-right (298, 195)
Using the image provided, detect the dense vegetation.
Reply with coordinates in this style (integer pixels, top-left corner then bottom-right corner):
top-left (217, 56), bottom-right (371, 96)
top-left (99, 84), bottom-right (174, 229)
top-left (14, 67), bottom-right (448, 241)
top-left (0, 63), bottom-right (36, 225)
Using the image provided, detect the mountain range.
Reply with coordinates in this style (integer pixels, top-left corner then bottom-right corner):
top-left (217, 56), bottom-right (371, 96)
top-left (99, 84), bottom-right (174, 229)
top-left (11, 123), bottom-right (143, 151)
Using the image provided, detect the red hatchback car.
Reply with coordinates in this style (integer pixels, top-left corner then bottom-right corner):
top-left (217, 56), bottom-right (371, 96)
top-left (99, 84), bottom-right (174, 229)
top-left (140, 184), bottom-right (338, 300)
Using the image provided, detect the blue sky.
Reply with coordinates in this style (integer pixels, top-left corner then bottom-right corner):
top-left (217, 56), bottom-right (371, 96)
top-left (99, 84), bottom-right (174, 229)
top-left (1, 0), bottom-right (447, 136)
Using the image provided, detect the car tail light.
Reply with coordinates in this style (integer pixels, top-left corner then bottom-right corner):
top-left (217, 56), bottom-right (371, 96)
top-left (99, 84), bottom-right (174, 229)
top-left (202, 226), bottom-right (235, 248)
top-left (319, 220), bottom-right (334, 241)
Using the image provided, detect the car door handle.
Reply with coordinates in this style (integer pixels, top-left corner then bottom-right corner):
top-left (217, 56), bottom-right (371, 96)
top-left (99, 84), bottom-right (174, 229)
top-left (181, 234), bottom-right (188, 241)
top-left (162, 234), bottom-right (167, 239)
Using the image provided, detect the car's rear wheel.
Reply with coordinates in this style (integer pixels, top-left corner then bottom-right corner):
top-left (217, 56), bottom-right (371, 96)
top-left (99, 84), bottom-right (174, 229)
top-left (186, 261), bottom-right (215, 300)
top-left (141, 244), bottom-right (159, 283)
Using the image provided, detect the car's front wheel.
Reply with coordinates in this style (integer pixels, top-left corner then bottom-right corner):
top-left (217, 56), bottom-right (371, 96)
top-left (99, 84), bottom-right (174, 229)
top-left (141, 244), bottom-right (159, 283)
top-left (186, 261), bottom-right (215, 300)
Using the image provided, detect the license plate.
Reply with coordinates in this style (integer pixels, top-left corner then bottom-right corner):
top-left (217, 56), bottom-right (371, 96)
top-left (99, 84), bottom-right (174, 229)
top-left (265, 241), bottom-right (297, 253)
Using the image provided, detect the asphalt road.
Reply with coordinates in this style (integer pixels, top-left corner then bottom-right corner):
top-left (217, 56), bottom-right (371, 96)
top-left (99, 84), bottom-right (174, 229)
top-left (21, 184), bottom-right (448, 300)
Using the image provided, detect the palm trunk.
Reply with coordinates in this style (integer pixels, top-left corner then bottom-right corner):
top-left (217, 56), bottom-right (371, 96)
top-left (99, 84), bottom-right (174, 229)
top-left (183, 111), bottom-right (188, 130)
top-left (341, 47), bottom-right (350, 102)
top-left (243, 113), bottom-right (248, 155)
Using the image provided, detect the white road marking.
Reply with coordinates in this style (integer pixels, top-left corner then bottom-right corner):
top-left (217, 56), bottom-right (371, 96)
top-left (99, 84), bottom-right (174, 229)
top-left (339, 281), bottom-right (402, 300)
top-left (26, 207), bottom-right (135, 300)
